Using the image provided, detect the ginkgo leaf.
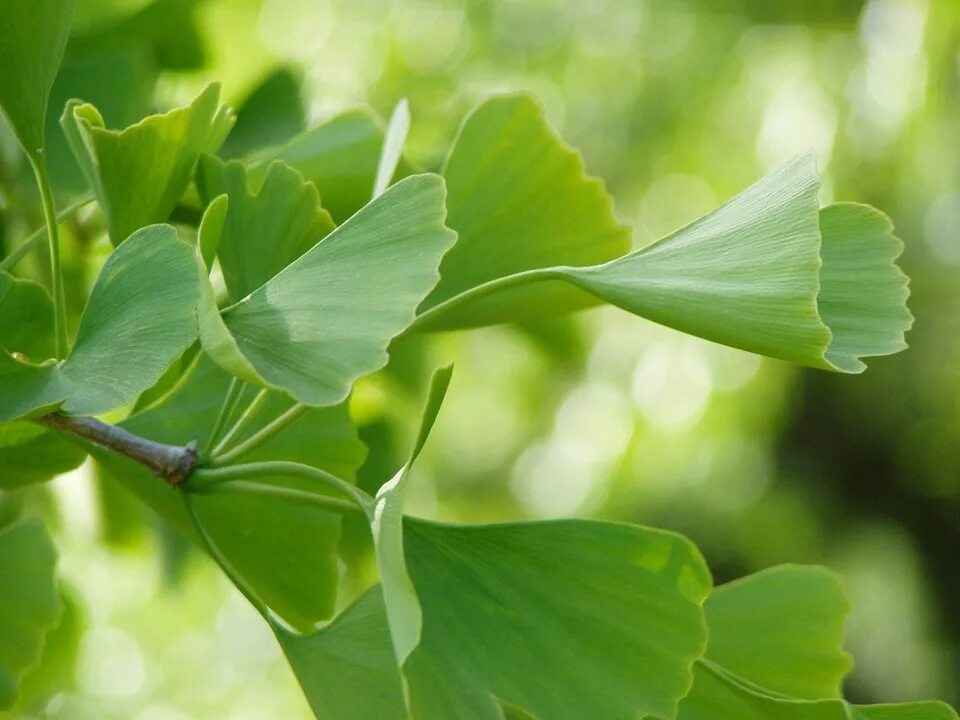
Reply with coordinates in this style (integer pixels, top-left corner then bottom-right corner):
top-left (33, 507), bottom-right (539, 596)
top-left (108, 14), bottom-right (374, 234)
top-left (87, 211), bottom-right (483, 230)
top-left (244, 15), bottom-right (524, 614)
top-left (361, 369), bottom-right (709, 720)
top-left (0, 420), bottom-right (85, 488)
top-left (95, 354), bottom-right (366, 631)
top-left (199, 174), bottom-right (457, 407)
top-left (0, 272), bottom-right (54, 361)
top-left (0, 519), bottom-right (62, 709)
top-left (421, 93), bottom-right (630, 315)
top-left (195, 155), bottom-right (335, 301)
top-left (675, 565), bottom-right (958, 720)
top-left (400, 519), bottom-right (710, 720)
top-left (275, 586), bottom-right (405, 720)
top-left (411, 150), bottom-right (911, 373)
top-left (703, 565), bottom-right (852, 700)
top-left (0, 0), bottom-right (75, 158)
top-left (373, 98), bottom-right (410, 199)
top-left (253, 108), bottom-right (398, 222)
top-left (61, 83), bottom-right (234, 245)
top-left (372, 365), bottom-right (452, 664)
top-left (0, 225), bottom-right (201, 421)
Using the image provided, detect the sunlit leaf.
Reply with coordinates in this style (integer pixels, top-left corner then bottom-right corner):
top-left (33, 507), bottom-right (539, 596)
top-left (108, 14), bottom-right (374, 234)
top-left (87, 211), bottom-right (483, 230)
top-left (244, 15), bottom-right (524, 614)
top-left (420, 93), bottom-right (630, 317)
top-left (254, 108), bottom-right (395, 222)
top-left (676, 566), bottom-right (958, 720)
top-left (703, 565), bottom-right (852, 700)
top-left (0, 519), bottom-right (61, 709)
top-left (372, 365), bottom-right (452, 664)
top-left (817, 202), bottom-right (912, 372)
top-left (0, 224), bottom-right (201, 421)
top-left (95, 354), bottom-right (366, 631)
top-left (199, 174), bottom-right (456, 407)
top-left (0, 0), bottom-right (75, 158)
top-left (275, 586), bottom-right (405, 720)
top-left (373, 98), bottom-right (410, 199)
top-left (413, 149), bottom-right (911, 373)
top-left (195, 155), bottom-right (334, 301)
top-left (61, 83), bottom-right (234, 245)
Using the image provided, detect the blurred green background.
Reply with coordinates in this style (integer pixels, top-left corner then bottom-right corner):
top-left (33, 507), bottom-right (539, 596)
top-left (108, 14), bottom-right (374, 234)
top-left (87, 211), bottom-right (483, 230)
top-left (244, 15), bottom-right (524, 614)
top-left (0, 0), bottom-right (957, 717)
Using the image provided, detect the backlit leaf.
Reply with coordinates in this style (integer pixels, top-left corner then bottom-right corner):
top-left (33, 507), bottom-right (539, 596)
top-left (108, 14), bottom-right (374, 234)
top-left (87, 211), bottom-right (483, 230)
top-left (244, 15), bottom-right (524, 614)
top-left (61, 83), bottom-right (234, 245)
top-left (0, 0), bottom-right (75, 158)
top-left (421, 93), bottom-right (630, 316)
top-left (0, 519), bottom-right (61, 709)
top-left (675, 566), bottom-right (958, 720)
top-left (0, 225), bottom-right (201, 421)
top-left (373, 98), bottom-right (410, 199)
top-left (199, 174), bottom-right (456, 407)
top-left (412, 149), bottom-right (911, 373)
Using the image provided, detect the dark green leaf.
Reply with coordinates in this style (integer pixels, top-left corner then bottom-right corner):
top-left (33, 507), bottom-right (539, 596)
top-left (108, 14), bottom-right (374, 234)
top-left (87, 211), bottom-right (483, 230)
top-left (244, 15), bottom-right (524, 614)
top-left (0, 224), bottom-right (202, 421)
top-left (275, 586), bottom-right (405, 720)
top-left (0, 272), bottom-right (54, 361)
top-left (96, 354), bottom-right (366, 630)
top-left (0, 421), bottom-right (85, 488)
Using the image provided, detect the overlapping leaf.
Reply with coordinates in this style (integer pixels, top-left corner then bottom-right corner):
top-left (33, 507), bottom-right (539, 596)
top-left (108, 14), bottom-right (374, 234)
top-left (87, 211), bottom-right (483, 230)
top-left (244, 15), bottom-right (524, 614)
top-left (253, 108), bottom-right (399, 222)
top-left (410, 95), bottom-right (911, 373)
top-left (0, 224), bottom-right (201, 421)
top-left (95, 354), bottom-right (366, 631)
top-left (364, 370), bottom-right (710, 720)
top-left (0, 0), bottom-right (75, 158)
top-left (0, 273), bottom-right (55, 361)
top-left (675, 565), bottom-right (958, 720)
top-left (0, 421), bottom-right (85, 488)
top-left (0, 519), bottom-right (61, 709)
top-left (198, 173), bottom-right (457, 407)
top-left (61, 83), bottom-right (234, 245)
top-left (195, 155), bottom-right (335, 301)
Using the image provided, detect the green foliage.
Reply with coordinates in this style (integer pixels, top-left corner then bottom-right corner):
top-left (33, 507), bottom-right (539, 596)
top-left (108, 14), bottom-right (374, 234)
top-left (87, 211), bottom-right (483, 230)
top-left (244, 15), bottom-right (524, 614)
top-left (0, 0), bottom-right (74, 158)
top-left (0, 519), bottom-right (61, 709)
top-left (0, 225), bottom-right (201, 421)
top-left (0, 8), bottom-right (953, 717)
top-left (61, 84), bottom-right (234, 245)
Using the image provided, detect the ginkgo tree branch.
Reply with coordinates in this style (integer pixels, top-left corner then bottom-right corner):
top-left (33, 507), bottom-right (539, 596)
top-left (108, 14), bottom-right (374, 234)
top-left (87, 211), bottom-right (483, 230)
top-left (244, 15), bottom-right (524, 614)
top-left (36, 412), bottom-right (198, 486)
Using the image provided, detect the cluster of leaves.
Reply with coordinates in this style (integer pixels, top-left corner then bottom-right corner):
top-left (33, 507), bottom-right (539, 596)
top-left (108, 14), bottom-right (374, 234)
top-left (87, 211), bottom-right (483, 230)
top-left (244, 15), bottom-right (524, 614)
top-left (0, 2), bottom-right (954, 718)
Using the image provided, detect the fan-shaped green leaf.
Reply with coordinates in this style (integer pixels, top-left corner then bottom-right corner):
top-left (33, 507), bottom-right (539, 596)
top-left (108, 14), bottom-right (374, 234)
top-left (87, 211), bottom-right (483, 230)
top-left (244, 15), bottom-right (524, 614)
top-left (275, 586), bottom-right (405, 720)
top-left (421, 93), bottom-right (630, 316)
top-left (0, 273), bottom-right (54, 361)
top-left (675, 566), bottom-right (958, 720)
top-left (412, 151), bottom-right (910, 373)
top-left (703, 564), bottom-right (852, 700)
top-left (401, 519), bottom-right (710, 720)
top-left (199, 174), bottom-right (457, 407)
top-left (195, 155), bottom-right (335, 301)
top-left (0, 224), bottom-right (201, 421)
top-left (0, 420), bottom-right (85, 488)
top-left (0, 519), bottom-right (61, 709)
top-left (95, 354), bottom-right (365, 631)
top-left (818, 202), bottom-right (912, 372)
top-left (0, 0), bottom-right (74, 158)
top-left (61, 83), bottom-right (234, 245)
top-left (253, 108), bottom-right (393, 222)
